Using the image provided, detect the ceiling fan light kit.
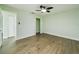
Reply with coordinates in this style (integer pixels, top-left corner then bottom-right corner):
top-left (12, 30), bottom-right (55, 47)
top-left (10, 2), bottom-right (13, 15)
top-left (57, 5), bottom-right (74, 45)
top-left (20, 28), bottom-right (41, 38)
top-left (41, 9), bottom-right (46, 12)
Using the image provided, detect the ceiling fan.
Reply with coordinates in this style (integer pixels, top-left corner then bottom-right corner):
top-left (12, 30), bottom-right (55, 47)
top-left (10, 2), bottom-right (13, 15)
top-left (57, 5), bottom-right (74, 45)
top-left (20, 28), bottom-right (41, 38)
top-left (36, 5), bottom-right (54, 13)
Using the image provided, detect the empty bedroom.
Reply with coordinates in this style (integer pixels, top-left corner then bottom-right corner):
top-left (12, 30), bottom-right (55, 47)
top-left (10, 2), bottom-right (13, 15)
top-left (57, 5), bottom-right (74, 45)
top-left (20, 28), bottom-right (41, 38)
top-left (0, 4), bottom-right (79, 54)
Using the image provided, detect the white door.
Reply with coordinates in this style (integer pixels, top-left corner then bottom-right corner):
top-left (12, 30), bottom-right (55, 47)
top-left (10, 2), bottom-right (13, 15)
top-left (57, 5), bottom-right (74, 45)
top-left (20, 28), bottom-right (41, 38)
top-left (2, 11), bottom-right (16, 39)
top-left (8, 13), bottom-right (16, 37)
top-left (0, 11), bottom-right (3, 47)
top-left (3, 11), bottom-right (9, 39)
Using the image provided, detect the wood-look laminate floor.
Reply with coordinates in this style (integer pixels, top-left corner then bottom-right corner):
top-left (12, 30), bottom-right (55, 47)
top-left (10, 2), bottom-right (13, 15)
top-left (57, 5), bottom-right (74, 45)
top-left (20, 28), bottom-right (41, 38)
top-left (0, 33), bottom-right (79, 54)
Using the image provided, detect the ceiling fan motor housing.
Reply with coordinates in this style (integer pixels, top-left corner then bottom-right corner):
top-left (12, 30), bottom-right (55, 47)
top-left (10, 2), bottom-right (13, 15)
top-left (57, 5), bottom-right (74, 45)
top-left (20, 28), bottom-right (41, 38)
top-left (40, 5), bottom-right (46, 9)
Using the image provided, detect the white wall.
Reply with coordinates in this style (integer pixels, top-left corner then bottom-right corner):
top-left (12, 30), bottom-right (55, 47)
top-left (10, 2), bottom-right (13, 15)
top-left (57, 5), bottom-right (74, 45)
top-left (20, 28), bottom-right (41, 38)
top-left (42, 8), bottom-right (79, 41)
top-left (17, 11), bottom-right (36, 40)
top-left (0, 5), bottom-right (36, 40)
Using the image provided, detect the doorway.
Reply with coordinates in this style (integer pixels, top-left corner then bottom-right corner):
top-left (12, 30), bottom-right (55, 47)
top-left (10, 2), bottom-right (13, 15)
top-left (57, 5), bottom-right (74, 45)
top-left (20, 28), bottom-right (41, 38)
top-left (0, 10), bottom-right (16, 53)
top-left (36, 18), bottom-right (40, 35)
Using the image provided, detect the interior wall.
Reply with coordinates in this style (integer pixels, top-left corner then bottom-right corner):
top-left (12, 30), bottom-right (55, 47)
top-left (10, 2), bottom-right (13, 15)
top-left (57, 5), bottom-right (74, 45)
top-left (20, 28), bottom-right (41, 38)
top-left (42, 8), bottom-right (79, 41)
top-left (0, 5), bottom-right (36, 40)
top-left (17, 11), bottom-right (36, 40)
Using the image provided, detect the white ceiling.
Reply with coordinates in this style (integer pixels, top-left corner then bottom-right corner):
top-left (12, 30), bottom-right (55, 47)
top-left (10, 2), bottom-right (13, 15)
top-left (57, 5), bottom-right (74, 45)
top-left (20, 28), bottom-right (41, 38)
top-left (6, 4), bottom-right (79, 15)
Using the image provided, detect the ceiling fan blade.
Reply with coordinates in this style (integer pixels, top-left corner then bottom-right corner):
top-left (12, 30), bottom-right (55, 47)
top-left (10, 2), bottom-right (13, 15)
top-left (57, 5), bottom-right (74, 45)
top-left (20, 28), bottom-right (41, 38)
top-left (47, 7), bottom-right (53, 9)
top-left (36, 10), bottom-right (41, 11)
top-left (47, 10), bottom-right (50, 12)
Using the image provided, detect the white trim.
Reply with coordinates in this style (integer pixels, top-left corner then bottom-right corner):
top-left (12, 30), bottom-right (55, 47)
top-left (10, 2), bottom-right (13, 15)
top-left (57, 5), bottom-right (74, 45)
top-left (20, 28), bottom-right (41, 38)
top-left (45, 32), bottom-right (79, 41)
top-left (17, 34), bottom-right (36, 40)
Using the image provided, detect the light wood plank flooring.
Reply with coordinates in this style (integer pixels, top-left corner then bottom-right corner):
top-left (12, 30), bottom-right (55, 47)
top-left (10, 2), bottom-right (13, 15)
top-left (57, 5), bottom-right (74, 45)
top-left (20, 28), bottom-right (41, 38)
top-left (0, 33), bottom-right (79, 54)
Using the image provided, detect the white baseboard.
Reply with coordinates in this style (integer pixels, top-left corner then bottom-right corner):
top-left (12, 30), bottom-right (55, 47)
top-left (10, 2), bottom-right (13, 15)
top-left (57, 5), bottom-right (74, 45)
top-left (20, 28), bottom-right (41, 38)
top-left (45, 32), bottom-right (79, 41)
top-left (16, 32), bottom-right (79, 41)
top-left (17, 33), bottom-right (36, 40)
